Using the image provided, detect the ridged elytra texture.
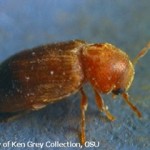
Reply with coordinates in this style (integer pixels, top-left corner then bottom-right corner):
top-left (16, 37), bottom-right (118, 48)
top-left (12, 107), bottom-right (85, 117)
top-left (0, 40), bottom-right (85, 112)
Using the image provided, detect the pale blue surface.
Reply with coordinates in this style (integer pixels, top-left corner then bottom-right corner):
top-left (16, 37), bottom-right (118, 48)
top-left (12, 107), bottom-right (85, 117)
top-left (0, 0), bottom-right (150, 150)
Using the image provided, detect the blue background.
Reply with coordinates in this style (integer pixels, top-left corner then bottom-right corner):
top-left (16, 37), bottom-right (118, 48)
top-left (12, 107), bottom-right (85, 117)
top-left (0, 0), bottom-right (150, 150)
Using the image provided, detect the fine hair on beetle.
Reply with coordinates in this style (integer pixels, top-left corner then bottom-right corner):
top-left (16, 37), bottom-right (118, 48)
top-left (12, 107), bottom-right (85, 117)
top-left (0, 40), bottom-right (149, 144)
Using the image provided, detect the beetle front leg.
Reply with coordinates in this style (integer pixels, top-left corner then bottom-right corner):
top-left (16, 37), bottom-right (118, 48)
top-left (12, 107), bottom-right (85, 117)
top-left (80, 88), bottom-right (88, 145)
top-left (94, 89), bottom-right (116, 121)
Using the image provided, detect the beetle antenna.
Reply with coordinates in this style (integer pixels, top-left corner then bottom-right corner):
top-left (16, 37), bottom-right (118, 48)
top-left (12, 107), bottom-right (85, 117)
top-left (122, 92), bottom-right (142, 118)
top-left (132, 42), bottom-right (150, 65)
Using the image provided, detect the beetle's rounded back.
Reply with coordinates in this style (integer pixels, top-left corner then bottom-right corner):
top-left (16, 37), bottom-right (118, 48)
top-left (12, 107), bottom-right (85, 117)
top-left (81, 43), bottom-right (134, 94)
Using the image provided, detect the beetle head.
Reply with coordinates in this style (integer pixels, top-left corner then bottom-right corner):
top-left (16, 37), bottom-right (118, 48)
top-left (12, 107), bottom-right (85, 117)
top-left (82, 43), bottom-right (135, 94)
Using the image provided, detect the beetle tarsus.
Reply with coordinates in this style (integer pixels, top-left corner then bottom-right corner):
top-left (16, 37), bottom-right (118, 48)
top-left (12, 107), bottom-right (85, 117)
top-left (80, 88), bottom-right (88, 145)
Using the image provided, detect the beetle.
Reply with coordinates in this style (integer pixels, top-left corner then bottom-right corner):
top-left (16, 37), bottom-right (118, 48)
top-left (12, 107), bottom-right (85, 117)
top-left (0, 40), bottom-right (149, 144)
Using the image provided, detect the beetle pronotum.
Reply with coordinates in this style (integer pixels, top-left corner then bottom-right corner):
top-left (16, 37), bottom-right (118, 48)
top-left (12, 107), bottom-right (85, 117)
top-left (0, 40), bottom-right (149, 144)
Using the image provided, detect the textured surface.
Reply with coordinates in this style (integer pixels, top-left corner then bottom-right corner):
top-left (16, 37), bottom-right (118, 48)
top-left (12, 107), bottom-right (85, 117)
top-left (0, 0), bottom-right (150, 150)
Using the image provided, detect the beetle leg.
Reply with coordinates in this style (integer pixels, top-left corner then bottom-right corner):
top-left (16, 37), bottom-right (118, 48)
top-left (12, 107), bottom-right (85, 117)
top-left (80, 88), bottom-right (88, 145)
top-left (0, 111), bottom-right (30, 123)
top-left (94, 89), bottom-right (116, 121)
top-left (122, 92), bottom-right (142, 118)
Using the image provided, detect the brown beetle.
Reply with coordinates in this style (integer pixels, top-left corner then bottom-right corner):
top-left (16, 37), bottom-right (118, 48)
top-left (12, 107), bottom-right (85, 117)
top-left (0, 40), bottom-right (149, 144)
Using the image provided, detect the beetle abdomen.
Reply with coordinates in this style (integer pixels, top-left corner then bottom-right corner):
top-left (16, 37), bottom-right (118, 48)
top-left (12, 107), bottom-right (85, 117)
top-left (0, 40), bottom-right (85, 112)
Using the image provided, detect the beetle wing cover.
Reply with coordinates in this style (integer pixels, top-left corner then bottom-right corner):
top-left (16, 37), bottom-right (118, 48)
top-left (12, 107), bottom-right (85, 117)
top-left (0, 40), bottom-right (85, 112)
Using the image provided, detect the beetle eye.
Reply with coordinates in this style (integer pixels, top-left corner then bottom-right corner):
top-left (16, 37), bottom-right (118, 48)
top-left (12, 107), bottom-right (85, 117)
top-left (112, 88), bottom-right (125, 95)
